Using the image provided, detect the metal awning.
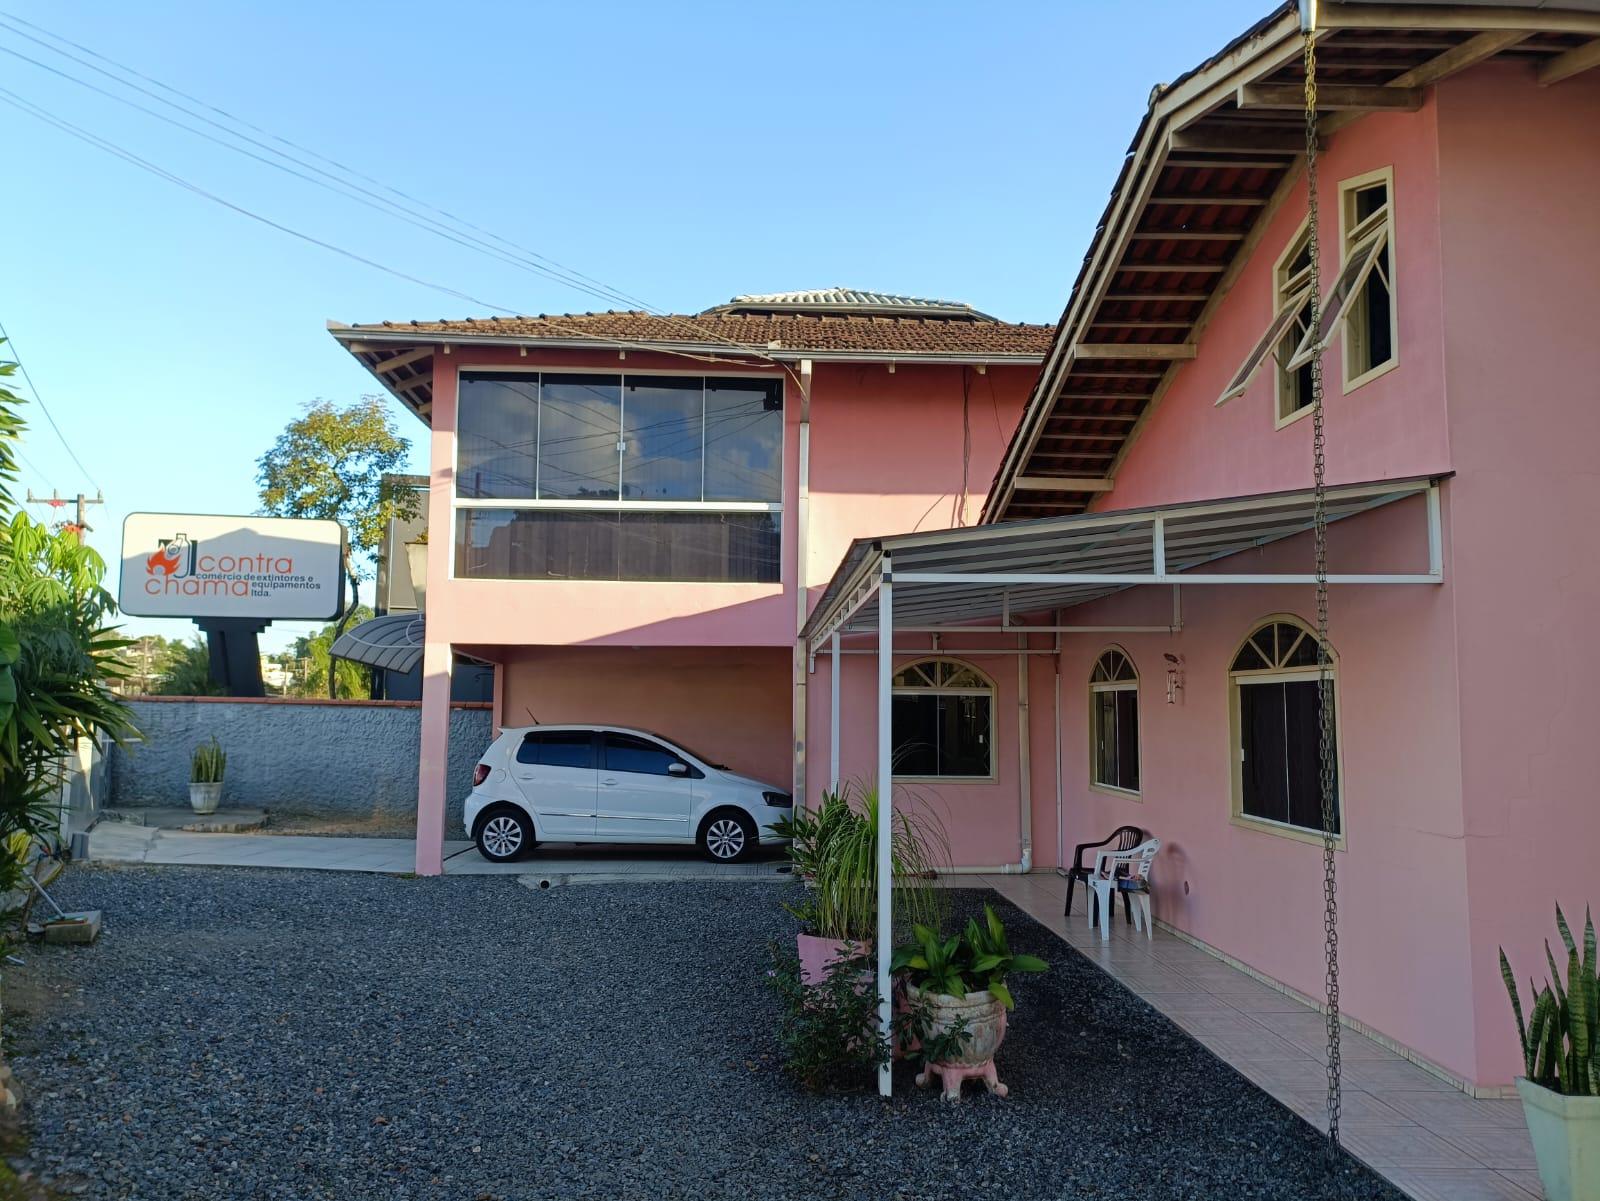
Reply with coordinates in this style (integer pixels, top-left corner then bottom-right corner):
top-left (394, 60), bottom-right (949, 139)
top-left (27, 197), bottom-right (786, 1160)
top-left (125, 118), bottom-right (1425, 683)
top-left (804, 476), bottom-right (1444, 654)
top-left (330, 612), bottom-right (426, 673)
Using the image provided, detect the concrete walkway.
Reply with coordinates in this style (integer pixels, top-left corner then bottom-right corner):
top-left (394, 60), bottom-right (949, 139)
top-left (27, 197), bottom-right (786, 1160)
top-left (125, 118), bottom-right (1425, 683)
top-left (83, 822), bottom-right (792, 882)
top-left (979, 871), bottom-right (1541, 1201)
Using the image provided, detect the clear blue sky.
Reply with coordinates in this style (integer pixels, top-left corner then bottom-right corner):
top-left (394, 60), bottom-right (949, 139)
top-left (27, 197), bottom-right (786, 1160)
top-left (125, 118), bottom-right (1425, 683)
top-left (3, 0), bottom-right (1267, 650)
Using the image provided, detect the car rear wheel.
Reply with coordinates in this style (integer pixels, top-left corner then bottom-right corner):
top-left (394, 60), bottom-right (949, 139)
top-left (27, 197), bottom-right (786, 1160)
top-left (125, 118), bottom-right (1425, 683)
top-left (698, 809), bottom-right (757, 864)
top-left (474, 806), bottom-right (535, 862)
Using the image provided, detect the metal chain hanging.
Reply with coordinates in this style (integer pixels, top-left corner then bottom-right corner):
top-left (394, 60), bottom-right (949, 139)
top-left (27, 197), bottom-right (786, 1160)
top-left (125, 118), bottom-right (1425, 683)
top-left (1301, 23), bottom-right (1344, 1156)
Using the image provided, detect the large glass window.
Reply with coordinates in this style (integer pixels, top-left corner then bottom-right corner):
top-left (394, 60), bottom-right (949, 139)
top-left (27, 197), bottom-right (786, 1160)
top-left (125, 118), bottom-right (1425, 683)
top-left (1230, 619), bottom-right (1340, 837)
top-left (1089, 648), bottom-right (1140, 794)
top-left (456, 375), bottom-right (540, 498)
top-left (454, 509), bottom-right (780, 582)
top-left (538, 373), bottom-right (623, 500)
top-left (891, 659), bottom-right (993, 779)
top-left (453, 370), bottom-right (783, 581)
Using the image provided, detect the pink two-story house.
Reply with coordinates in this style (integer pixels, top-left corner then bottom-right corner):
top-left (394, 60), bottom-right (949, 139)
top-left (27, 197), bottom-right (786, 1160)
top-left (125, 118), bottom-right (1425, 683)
top-left (330, 289), bottom-right (1050, 856)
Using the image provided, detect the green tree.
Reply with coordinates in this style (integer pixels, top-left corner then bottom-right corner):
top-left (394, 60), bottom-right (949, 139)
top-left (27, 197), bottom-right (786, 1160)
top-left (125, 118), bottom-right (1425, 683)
top-left (255, 397), bottom-right (418, 697)
top-left (0, 344), bottom-right (133, 901)
top-left (289, 606), bottom-right (373, 699)
top-left (152, 636), bottom-right (222, 696)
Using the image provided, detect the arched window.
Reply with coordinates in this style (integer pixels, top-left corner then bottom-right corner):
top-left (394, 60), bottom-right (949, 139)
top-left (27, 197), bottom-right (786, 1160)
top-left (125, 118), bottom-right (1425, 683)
top-left (891, 658), bottom-right (994, 779)
top-left (1089, 648), bottom-right (1140, 795)
top-left (1229, 618), bottom-right (1341, 837)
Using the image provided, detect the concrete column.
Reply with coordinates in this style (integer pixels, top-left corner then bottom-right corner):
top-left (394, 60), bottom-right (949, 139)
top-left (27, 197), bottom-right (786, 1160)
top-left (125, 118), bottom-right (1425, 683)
top-left (416, 641), bottom-right (454, 875)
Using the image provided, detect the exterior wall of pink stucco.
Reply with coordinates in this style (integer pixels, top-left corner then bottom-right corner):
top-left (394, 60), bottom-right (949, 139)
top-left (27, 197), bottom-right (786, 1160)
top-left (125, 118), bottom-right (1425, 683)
top-left (1434, 62), bottom-right (1600, 1087)
top-left (415, 346), bottom-right (1035, 870)
top-left (807, 632), bottom-right (1060, 870)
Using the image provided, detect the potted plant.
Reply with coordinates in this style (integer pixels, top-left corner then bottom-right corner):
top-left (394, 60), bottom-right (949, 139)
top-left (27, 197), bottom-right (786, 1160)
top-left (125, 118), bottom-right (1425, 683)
top-left (893, 904), bottom-right (1047, 1101)
top-left (785, 779), bottom-right (945, 985)
top-left (188, 736), bottom-right (226, 814)
top-left (1501, 904), bottom-right (1600, 1201)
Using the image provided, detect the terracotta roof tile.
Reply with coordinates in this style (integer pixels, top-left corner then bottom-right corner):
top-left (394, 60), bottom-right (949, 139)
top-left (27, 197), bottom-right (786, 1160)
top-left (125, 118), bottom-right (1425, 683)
top-left (339, 310), bottom-right (1052, 358)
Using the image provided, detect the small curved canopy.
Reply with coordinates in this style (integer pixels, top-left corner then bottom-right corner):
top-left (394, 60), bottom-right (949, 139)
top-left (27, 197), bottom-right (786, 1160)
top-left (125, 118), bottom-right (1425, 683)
top-left (330, 612), bottom-right (425, 673)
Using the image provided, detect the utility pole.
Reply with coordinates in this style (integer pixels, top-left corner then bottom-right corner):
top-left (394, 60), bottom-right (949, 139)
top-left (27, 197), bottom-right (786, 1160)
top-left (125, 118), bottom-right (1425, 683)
top-left (26, 489), bottom-right (104, 540)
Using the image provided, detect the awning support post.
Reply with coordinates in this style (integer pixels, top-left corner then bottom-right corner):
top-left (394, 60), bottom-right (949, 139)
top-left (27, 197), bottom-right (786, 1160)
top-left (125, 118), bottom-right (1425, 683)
top-left (875, 555), bottom-right (894, 1099)
top-left (829, 632), bottom-right (841, 794)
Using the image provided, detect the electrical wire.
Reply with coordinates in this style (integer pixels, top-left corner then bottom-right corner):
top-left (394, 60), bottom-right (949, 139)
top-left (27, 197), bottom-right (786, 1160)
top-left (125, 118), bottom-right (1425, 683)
top-left (0, 317), bottom-right (99, 489)
top-left (0, 14), bottom-right (799, 377)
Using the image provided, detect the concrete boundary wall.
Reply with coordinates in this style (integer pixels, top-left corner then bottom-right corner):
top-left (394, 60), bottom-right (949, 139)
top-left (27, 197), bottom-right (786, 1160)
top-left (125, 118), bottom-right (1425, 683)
top-left (111, 697), bottom-right (492, 836)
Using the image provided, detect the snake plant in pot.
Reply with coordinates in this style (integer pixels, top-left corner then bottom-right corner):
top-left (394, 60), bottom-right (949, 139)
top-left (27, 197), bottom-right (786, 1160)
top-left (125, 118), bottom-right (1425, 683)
top-left (188, 736), bottom-right (226, 815)
top-left (786, 779), bottom-right (945, 986)
top-left (1501, 904), bottom-right (1600, 1201)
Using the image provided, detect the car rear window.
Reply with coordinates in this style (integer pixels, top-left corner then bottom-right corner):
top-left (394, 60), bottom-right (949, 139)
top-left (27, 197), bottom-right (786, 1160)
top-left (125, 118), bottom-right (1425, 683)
top-left (516, 731), bottom-right (596, 769)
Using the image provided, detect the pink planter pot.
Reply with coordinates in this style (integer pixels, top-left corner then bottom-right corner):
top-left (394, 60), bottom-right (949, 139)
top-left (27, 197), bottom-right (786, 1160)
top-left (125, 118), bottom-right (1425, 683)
top-left (796, 933), bottom-right (871, 987)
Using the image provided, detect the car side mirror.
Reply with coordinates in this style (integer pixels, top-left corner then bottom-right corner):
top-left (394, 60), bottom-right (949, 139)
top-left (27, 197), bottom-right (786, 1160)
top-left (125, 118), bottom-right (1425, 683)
top-left (668, 762), bottom-right (689, 777)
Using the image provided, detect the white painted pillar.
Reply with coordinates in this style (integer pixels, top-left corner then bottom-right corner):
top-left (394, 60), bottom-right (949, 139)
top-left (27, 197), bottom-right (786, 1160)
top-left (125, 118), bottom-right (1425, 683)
top-left (875, 556), bottom-right (894, 1098)
top-left (829, 632), bottom-right (841, 794)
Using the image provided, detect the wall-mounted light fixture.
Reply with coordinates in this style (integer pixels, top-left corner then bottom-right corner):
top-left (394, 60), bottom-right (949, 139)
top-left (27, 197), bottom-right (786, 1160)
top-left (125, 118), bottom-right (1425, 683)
top-left (1164, 652), bottom-right (1185, 704)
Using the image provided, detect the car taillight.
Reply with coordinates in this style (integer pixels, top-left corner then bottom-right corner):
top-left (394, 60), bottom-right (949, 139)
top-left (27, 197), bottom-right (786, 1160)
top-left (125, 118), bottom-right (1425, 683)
top-left (473, 763), bottom-right (490, 787)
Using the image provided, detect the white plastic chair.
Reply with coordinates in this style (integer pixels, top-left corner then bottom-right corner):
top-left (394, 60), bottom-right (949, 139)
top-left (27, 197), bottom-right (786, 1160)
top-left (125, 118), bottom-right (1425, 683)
top-left (1089, 838), bottom-right (1160, 941)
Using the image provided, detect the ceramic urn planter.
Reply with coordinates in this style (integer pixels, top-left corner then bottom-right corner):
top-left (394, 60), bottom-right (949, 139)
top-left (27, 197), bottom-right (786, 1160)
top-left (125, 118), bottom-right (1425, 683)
top-left (1517, 1078), bottom-right (1600, 1201)
top-left (908, 983), bottom-right (1009, 1101)
top-left (188, 781), bottom-right (222, 815)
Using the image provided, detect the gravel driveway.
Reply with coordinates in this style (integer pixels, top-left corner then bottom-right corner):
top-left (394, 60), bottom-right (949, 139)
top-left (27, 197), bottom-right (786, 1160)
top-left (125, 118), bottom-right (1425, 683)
top-left (6, 865), bottom-right (1401, 1200)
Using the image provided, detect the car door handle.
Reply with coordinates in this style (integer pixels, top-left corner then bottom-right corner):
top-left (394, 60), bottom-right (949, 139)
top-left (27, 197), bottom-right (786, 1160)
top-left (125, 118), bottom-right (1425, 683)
top-left (601, 778), bottom-right (618, 786)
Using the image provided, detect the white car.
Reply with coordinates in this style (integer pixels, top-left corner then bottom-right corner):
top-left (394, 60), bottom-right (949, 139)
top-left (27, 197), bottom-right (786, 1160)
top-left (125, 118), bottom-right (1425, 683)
top-left (464, 725), bottom-right (793, 864)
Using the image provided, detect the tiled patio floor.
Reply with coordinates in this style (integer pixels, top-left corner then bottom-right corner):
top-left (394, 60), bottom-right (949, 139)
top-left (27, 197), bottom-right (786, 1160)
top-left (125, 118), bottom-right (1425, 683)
top-left (973, 871), bottom-right (1542, 1201)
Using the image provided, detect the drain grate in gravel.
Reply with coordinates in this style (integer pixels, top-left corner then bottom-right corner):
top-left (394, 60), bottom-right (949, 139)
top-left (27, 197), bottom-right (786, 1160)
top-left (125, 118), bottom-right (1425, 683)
top-left (5, 865), bottom-right (1403, 1200)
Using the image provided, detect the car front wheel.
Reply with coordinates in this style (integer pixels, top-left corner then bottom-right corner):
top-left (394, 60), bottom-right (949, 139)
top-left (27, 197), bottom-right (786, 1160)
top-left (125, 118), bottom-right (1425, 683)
top-left (474, 806), bottom-right (535, 863)
top-left (698, 810), bottom-right (757, 864)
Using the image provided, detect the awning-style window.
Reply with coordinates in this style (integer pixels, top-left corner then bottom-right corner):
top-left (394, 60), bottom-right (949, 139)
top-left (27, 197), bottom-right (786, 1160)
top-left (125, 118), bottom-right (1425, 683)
top-left (803, 476), bottom-right (1444, 653)
top-left (330, 612), bottom-right (426, 673)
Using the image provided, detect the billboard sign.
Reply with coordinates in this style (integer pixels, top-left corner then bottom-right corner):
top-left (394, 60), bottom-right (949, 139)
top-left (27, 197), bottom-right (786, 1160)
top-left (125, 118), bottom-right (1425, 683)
top-left (119, 513), bottom-right (345, 620)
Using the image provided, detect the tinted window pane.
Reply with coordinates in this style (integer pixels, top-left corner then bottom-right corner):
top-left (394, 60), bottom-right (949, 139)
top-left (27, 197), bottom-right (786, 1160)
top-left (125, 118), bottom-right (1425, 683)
top-left (891, 694), bottom-right (939, 776)
top-left (615, 511), bottom-right (780, 582)
top-left (704, 379), bottom-right (782, 502)
top-left (457, 374), bottom-right (538, 498)
top-left (538, 374), bottom-right (620, 499)
top-left (454, 510), bottom-right (779, 582)
top-left (1093, 690), bottom-right (1118, 786)
top-left (623, 377), bottom-right (703, 501)
top-left (1239, 679), bottom-right (1338, 833)
top-left (517, 730), bottom-right (595, 768)
top-left (1116, 689), bottom-right (1140, 791)
top-left (1240, 681), bottom-right (1289, 825)
top-left (938, 695), bottom-right (991, 777)
top-left (602, 733), bottom-right (680, 776)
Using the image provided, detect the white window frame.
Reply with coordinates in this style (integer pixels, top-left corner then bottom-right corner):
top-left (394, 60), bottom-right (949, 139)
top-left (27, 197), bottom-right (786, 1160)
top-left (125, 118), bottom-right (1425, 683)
top-left (449, 364), bottom-right (786, 582)
top-left (1337, 166), bottom-right (1399, 394)
top-left (890, 657), bottom-right (997, 783)
top-left (1088, 646), bottom-right (1142, 799)
top-left (1272, 217), bottom-right (1319, 428)
top-left (1226, 616), bottom-right (1346, 848)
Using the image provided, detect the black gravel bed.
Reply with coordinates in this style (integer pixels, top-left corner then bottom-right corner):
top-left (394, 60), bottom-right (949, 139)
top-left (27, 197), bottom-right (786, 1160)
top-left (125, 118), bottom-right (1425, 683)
top-left (6, 866), bottom-right (1402, 1200)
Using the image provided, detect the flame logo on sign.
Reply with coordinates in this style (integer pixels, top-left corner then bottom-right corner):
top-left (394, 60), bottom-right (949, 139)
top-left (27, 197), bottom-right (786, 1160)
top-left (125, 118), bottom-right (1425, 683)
top-left (145, 536), bottom-right (193, 578)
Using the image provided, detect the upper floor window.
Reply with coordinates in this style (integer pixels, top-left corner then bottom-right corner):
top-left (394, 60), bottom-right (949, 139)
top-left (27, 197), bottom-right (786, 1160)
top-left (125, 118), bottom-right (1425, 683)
top-left (452, 371), bottom-right (783, 582)
top-left (1336, 170), bottom-right (1397, 388)
top-left (891, 658), bottom-right (993, 779)
top-left (456, 372), bottom-right (782, 502)
top-left (1089, 648), bottom-right (1140, 795)
top-left (1273, 223), bottom-right (1316, 424)
top-left (1217, 166), bottom-right (1397, 410)
top-left (1228, 618), bottom-right (1340, 840)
